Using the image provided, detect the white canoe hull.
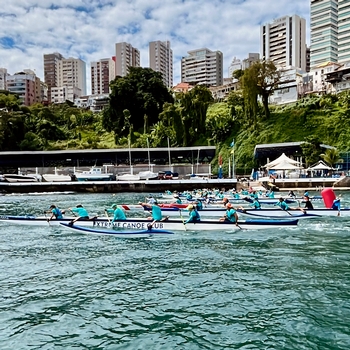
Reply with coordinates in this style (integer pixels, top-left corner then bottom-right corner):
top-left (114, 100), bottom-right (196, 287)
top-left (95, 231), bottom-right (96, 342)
top-left (239, 208), bottom-right (349, 218)
top-left (0, 215), bottom-right (298, 230)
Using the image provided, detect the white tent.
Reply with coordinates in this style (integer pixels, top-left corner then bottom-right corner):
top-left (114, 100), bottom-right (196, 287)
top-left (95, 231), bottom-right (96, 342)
top-left (264, 153), bottom-right (300, 168)
top-left (307, 160), bottom-right (335, 171)
top-left (270, 161), bottom-right (302, 170)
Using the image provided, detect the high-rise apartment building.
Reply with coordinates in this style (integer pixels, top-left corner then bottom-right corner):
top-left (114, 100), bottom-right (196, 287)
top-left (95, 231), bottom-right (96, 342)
top-left (310, 0), bottom-right (338, 68)
top-left (44, 53), bottom-right (86, 103)
top-left (91, 58), bottom-right (115, 95)
top-left (149, 40), bottom-right (173, 88)
top-left (115, 42), bottom-right (140, 77)
top-left (261, 15), bottom-right (306, 71)
top-left (0, 68), bottom-right (8, 90)
top-left (181, 48), bottom-right (223, 86)
top-left (43, 52), bottom-right (64, 102)
top-left (338, 0), bottom-right (350, 63)
top-left (57, 57), bottom-right (86, 97)
top-left (7, 70), bottom-right (37, 106)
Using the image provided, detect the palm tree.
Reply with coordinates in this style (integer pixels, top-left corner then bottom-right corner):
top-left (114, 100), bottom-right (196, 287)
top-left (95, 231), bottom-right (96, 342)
top-left (320, 148), bottom-right (343, 169)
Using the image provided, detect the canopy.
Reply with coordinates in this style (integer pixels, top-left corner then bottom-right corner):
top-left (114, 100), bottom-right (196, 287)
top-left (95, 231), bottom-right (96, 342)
top-left (307, 160), bottom-right (335, 171)
top-left (264, 153), bottom-right (300, 168)
top-left (269, 161), bottom-right (302, 170)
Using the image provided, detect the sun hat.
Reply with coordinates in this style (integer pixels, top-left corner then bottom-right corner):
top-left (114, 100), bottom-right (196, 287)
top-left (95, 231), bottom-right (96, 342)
top-left (186, 204), bottom-right (194, 210)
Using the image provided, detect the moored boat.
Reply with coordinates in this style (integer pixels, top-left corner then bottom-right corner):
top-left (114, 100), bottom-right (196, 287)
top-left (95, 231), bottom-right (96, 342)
top-left (0, 215), bottom-right (299, 230)
top-left (74, 166), bottom-right (113, 181)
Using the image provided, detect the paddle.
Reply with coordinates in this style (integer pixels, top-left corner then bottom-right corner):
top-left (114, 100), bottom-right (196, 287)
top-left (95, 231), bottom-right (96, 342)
top-left (147, 219), bottom-right (157, 231)
top-left (104, 209), bottom-right (111, 224)
top-left (43, 211), bottom-right (51, 226)
top-left (179, 209), bottom-right (187, 231)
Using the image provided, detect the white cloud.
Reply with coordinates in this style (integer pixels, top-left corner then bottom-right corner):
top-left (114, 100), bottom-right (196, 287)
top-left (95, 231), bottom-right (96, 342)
top-left (0, 0), bottom-right (310, 94)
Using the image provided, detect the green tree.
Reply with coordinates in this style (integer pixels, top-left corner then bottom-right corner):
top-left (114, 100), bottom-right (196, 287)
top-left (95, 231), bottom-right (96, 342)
top-left (300, 136), bottom-right (323, 167)
top-left (102, 67), bottom-right (173, 138)
top-left (241, 60), bottom-right (282, 121)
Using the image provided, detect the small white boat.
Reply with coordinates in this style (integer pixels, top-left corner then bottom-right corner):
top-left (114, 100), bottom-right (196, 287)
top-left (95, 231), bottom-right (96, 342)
top-left (138, 170), bottom-right (158, 180)
top-left (42, 168), bottom-right (72, 182)
top-left (0, 215), bottom-right (299, 230)
top-left (3, 168), bottom-right (42, 182)
top-left (116, 173), bottom-right (141, 181)
top-left (74, 166), bottom-right (113, 181)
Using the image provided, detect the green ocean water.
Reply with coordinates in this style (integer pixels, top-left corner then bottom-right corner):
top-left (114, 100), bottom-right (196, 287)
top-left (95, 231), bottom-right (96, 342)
top-left (0, 192), bottom-right (350, 349)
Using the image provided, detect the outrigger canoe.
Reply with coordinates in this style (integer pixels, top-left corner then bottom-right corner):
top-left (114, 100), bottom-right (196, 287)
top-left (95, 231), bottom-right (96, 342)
top-left (238, 208), bottom-right (348, 219)
top-left (60, 223), bottom-right (174, 236)
top-left (0, 215), bottom-right (299, 230)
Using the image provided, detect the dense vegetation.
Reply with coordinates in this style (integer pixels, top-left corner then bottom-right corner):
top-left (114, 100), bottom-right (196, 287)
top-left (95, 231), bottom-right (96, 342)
top-left (1, 65), bottom-right (349, 176)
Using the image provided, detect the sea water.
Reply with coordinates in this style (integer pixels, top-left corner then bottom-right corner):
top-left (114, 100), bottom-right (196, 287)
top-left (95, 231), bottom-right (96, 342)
top-left (0, 191), bottom-right (350, 349)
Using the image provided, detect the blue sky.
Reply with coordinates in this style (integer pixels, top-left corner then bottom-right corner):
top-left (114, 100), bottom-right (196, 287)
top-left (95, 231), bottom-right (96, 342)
top-left (0, 0), bottom-right (310, 94)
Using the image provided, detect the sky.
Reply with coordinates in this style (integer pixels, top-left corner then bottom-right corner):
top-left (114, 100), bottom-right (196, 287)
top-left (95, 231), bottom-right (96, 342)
top-left (0, 0), bottom-right (310, 94)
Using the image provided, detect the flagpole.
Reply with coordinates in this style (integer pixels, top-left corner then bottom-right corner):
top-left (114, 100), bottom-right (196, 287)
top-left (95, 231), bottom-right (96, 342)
top-left (231, 139), bottom-right (235, 179)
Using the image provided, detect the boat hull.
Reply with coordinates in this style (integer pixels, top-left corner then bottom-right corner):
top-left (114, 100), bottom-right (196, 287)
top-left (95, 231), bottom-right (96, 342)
top-left (0, 215), bottom-right (298, 230)
top-left (239, 208), bottom-right (349, 218)
top-left (60, 223), bottom-right (174, 236)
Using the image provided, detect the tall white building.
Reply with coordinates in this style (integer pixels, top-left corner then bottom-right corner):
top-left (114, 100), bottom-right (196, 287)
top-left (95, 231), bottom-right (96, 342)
top-left (228, 57), bottom-right (242, 78)
top-left (91, 58), bottom-right (115, 95)
top-left (57, 57), bottom-right (86, 97)
top-left (0, 68), bottom-right (8, 90)
top-left (149, 40), bottom-right (173, 88)
top-left (310, 0), bottom-right (338, 68)
top-left (115, 42), bottom-right (140, 77)
top-left (181, 48), bottom-right (223, 86)
top-left (261, 15), bottom-right (306, 71)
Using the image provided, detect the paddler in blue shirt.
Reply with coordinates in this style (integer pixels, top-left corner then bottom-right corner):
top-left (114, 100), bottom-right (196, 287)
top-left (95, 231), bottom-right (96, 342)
top-left (249, 198), bottom-right (261, 210)
top-left (219, 203), bottom-right (239, 225)
top-left (46, 204), bottom-right (64, 221)
top-left (106, 204), bottom-right (126, 222)
top-left (184, 204), bottom-right (200, 224)
top-left (331, 195), bottom-right (341, 216)
top-left (68, 204), bottom-right (90, 225)
top-left (139, 200), bottom-right (163, 221)
top-left (275, 197), bottom-right (306, 214)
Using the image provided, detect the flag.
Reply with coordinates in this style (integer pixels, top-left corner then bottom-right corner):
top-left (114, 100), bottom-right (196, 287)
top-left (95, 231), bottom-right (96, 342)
top-left (230, 139), bottom-right (235, 148)
top-left (218, 154), bottom-right (222, 166)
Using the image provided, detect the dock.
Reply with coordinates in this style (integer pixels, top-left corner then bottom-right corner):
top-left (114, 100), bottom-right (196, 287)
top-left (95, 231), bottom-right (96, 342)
top-left (0, 178), bottom-right (238, 194)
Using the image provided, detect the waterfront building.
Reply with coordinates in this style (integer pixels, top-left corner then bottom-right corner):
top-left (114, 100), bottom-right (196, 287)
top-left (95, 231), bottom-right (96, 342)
top-left (91, 58), bottom-right (115, 95)
top-left (261, 15), bottom-right (306, 71)
top-left (115, 42), bottom-right (140, 77)
top-left (149, 40), bottom-right (173, 88)
top-left (181, 48), bottom-right (223, 86)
